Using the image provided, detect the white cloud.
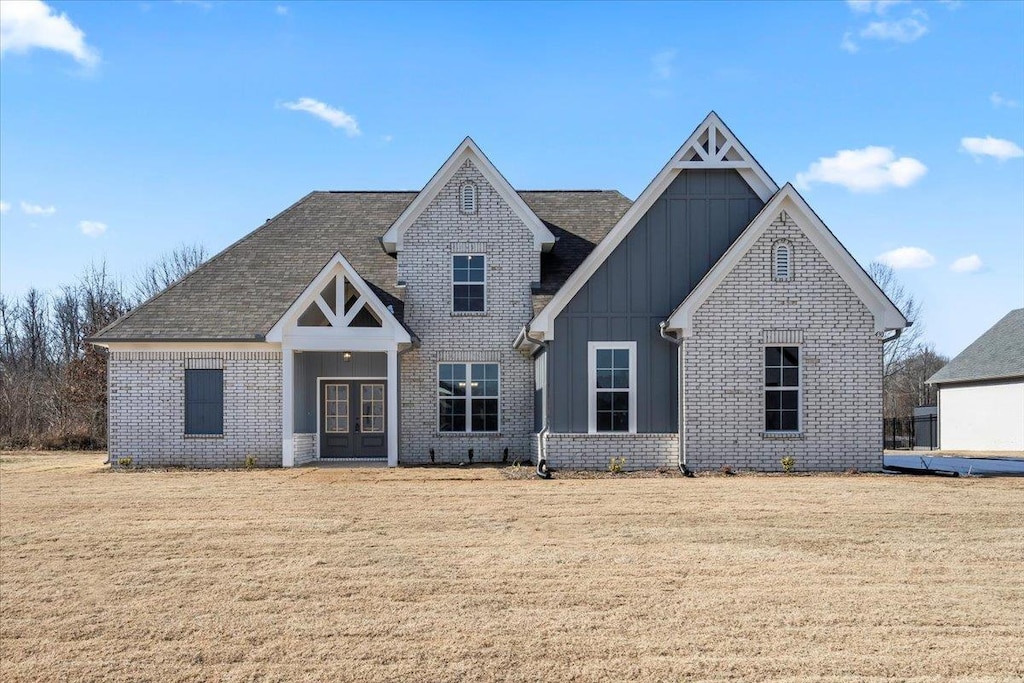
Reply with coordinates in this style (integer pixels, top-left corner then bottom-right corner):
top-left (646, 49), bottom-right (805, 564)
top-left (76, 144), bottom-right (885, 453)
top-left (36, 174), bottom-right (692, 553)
top-left (840, 32), bottom-right (860, 53)
top-left (281, 97), bottom-right (361, 136)
top-left (960, 136), bottom-right (1024, 161)
top-left (860, 11), bottom-right (928, 43)
top-left (937, 0), bottom-right (962, 8)
top-left (21, 201), bottom-right (56, 215)
top-left (275, 5), bottom-right (288, 15)
top-left (876, 247), bottom-right (936, 270)
top-left (0, 0), bottom-right (99, 66)
top-left (381, 134), bottom-right (393, 144)
top-left (651, 49), bottom-right (676, 81)
top-left (79, 220), bottom-right (107, 237)
top-left (796, 146), bottom-right (927, 192)
top-left (950, 254), bottom-right (983, 273)
top-left (847, 0), bottom-right (908, 14)
top-left (990, 93), bottom-right (1021, 109)
top-left (0, 200), bottom-right (9, 214)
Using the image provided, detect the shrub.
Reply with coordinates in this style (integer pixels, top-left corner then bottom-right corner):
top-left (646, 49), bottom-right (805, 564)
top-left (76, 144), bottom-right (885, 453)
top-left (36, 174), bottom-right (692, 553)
top-left (720, 464), bottom-right (734, 476)
top-left (117, 456), bottom-right (133, 469)
top-left (781, 456), bottom-right (796, 474)
top-left (244, 454), bottom-right (257, 470)
top-left (608, 456), bottom-right (626, 474)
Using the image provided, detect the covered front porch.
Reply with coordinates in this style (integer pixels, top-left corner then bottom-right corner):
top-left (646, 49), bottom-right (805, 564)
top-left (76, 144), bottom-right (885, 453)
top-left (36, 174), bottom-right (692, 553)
top-left (285, 350), bottom-right (398, 466)
top-left (267, 252), bottom-right (413, 468)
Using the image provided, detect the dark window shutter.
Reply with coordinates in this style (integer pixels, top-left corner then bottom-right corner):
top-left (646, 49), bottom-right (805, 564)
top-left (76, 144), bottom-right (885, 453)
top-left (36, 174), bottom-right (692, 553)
top-left (185, 369), bottom-right (224, 435)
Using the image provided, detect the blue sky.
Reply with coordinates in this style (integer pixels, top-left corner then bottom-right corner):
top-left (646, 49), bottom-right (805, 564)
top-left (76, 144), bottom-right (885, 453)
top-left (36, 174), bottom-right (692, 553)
top-left (1, 0), bottom-right (1021, 356)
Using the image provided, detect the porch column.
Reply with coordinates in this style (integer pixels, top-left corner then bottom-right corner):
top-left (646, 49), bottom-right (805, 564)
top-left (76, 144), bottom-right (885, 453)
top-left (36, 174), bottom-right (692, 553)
top-left (282, 348), bottom-right (295, 467)
top-left (387, 346), bottom-right (398, 467)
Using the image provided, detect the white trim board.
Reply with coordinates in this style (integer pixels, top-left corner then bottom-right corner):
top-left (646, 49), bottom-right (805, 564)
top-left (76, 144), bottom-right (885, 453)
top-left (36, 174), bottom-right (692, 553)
top-left (381, 137), bottom-right (556, 253)
top-left (528, 112), bottom-right (778, 341)
top-left (664, 184), bottom-right (909, 336)
top-left (265, 251), bottom-right (412, 346)
top-left (587, 341), bottom-right (638, 434)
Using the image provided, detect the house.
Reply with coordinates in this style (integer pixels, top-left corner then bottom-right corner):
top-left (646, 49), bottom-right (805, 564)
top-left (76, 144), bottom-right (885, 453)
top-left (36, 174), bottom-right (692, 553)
top-left (927, 308), bottom-right (1024, 452)
top-left (89, 113), bottom-right (908, 471)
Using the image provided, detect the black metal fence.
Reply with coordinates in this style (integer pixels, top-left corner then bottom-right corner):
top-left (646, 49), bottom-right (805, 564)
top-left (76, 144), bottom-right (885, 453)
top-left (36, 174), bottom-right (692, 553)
top-left (884, 413), bottom-right (938, 450)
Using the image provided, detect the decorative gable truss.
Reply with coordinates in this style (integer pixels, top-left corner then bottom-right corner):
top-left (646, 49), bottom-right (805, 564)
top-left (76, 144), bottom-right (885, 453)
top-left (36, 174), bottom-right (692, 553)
top-left (672, 114), bottom-right (777, 202)
top-left (380, 137), bottom-right (556, 253)
top-left (265, 252), bottom-right (412, 348)
top-left (527, 112), bottom-right (779, 342)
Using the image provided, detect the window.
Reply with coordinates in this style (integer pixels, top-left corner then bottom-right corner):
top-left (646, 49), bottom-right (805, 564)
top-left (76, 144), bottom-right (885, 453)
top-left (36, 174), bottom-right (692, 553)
top-left (588, 342), bottom-right (637, 433)
top-left (361, 384), bottom-right (385, 433)
top-left (185, 369), bottom-right (223, 435)
top-left (438, 363), bottom-right (499, 432)
top-left (452, 254), bottom-right (486, 312)
top-left (765, 346), bottom-right (800, 432)
top-left (460, 183), bottom-right (477, 214)
top-left (773, 242), bottom-right (792, 281)
top-left (324, 384), bottom-right (349, 433)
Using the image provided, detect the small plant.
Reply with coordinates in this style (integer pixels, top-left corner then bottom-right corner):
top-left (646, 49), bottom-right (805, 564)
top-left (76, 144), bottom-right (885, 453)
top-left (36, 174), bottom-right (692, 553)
top-left (608, 456), bottom-right (626, 474)
top-left (244, 454), bottom-right (257, 470)
top-left (781, 456), bottom-right (796, 474)
top-left (845, 467), bottom-right (859, 475)
top-left (117, 456), bottom-right (133, 469)
top-left (720, 464), bottom-right (734, 476)
top-left (510, 459), bottom-right (522, 472)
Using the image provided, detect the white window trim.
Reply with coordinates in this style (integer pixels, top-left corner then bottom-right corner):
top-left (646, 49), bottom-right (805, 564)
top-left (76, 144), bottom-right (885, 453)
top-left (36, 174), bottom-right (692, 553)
top-left (451, 254), bottom-right (487, 314)
top-left (763, 344), bottom-right (802, 435)
top-left (437, 362), bottom-right (501, 434)
top-left (587, 341), bottom-right (637, 434)
top-left (360, 383), bottom-right (385, 434)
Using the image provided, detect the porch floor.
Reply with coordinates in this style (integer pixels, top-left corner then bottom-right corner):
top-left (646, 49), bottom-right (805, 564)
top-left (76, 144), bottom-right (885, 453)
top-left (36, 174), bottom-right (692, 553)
top-left (299, 458), bottom-right (388, 468)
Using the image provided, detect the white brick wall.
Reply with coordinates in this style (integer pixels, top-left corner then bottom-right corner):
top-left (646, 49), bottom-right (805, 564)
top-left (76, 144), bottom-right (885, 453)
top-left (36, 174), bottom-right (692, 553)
top-left (294, 433), bottom-right (316, 466)
top-left (684, 212), bottom-right (884, 472)
top-left (398, 159), bottom-right (537, 464)
top-left (108, 351), bottom-right (282, 468)
top-left (543, 433), bottom-right (679, 470)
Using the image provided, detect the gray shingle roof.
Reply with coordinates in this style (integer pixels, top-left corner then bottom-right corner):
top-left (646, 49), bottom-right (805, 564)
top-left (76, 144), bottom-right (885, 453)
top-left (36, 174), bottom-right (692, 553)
top-left (92, 190), bottom-right (631, 341)
top-left (928, 308), bottom-right (1024, 384)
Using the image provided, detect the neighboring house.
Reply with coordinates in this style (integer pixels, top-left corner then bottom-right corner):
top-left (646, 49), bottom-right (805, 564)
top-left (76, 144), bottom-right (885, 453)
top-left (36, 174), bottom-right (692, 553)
top-left (90, 113), bottom-right (908, 471)
top-left (927, 308), bottom-right (1024, 452)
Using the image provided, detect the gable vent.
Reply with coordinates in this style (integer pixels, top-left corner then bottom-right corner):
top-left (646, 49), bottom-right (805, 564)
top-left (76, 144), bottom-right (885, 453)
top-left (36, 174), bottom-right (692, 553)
top-left (774, 242), bottom-right (792, 281)
top-left (460, 183), bottom-right (477, 214)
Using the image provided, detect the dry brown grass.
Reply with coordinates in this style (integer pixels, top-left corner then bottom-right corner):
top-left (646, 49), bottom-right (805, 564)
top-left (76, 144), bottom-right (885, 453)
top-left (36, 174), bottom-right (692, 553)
top-left (1, 451), bottom-right (1022, 682)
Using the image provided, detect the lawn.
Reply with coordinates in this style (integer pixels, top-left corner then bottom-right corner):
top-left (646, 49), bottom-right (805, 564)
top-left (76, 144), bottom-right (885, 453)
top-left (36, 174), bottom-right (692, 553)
top-left (1, 452), bottom-right (1022, 682)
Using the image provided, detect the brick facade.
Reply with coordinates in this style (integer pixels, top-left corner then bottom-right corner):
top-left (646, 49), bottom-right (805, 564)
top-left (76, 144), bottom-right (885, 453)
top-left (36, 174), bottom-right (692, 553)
top-left (108, 351), bottom-right (282, 468)
top-left (543, 433), bottom-right (679, 470)
top-left (683, 212), bottom-right (884, 472)
top-left (397, 159), bottom-right (537, 464)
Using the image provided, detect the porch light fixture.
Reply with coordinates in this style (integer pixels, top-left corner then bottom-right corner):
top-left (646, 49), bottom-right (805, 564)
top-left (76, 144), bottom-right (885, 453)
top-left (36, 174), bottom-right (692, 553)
top-left (342, 352), bottom-right (352, 362)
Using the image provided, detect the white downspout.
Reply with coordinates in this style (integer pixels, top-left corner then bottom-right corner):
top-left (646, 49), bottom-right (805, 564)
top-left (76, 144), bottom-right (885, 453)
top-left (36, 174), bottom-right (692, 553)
top-left (659, 321), bottom-right (692, 477)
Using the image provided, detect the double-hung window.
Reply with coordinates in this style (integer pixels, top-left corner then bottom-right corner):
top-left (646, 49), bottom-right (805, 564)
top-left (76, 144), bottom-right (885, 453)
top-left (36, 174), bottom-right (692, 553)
top-left (438, 363), bottom-right (499, 432)
top-left (184, 369), bottom-right (224, 436)
top-left (588, 342), bottom-right (637, 433)
top-left (452, 255), bottom-right (485, 312)
top-left (764, 346), bottom-right (800, 432)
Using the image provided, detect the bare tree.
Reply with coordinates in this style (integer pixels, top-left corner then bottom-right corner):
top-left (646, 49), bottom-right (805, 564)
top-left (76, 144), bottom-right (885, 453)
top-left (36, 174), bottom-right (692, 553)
top-left (868, 262), bottom-right (923, 380)
top-left (133, 242), bottom-right (208, 303)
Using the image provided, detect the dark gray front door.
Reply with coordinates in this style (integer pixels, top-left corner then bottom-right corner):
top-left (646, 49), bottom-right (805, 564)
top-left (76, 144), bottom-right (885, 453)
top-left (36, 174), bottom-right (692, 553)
top-left (320, 381), bottom-right (386, 458)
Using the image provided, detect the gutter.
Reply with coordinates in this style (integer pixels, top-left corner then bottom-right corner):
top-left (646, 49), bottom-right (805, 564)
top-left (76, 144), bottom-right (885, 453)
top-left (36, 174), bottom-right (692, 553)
top-left (520, 321), bottom-right (552, 478)
top-left (659, 321), bottom-right (693, 477)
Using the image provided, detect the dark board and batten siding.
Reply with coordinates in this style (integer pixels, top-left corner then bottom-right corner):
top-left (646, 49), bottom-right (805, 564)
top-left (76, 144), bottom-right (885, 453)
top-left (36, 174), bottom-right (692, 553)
top-left (549, 169), bottom-right (764, 433)
top-left (293, 351), bottom-right (387, 432)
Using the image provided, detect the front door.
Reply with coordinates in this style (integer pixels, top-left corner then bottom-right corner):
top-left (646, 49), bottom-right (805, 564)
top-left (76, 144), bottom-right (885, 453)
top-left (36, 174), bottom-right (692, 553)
top-left (320, 381), bottom-right (387, 458)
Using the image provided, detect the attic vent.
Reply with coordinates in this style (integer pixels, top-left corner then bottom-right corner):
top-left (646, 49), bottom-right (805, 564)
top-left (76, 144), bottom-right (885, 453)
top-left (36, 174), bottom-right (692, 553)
top-left (773, 242), bottom-right (792, 281)
top-left (460, 183), bottom-right (477, 214)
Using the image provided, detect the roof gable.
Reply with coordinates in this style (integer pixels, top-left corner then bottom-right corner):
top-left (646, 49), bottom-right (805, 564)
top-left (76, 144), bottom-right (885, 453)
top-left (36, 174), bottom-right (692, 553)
top-left (265, 252), bottom-right (412, 345)
top-left (664, 184), bottom-right (909, 336)
top-left (381, 137), bottom-right (556, 253)
top-left (928, 308), bottom-right (1024, 384)
top-left (529, 112), bottom-right (779, 340)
